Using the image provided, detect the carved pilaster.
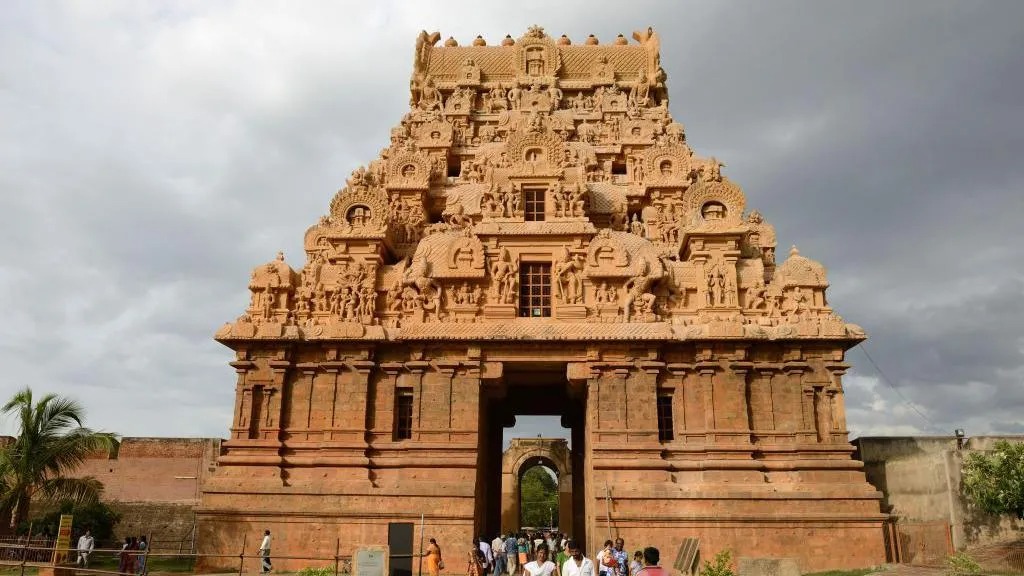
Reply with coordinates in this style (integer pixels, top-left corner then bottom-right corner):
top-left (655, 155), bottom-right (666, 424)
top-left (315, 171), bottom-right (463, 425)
top-left (321, 361), bottom-right (345, 440)
top-left (633, 360), bottom-right (665, 443)
top-left (666, 363), bottom-right (693, 442)
top-left (345, 359), bottom-right (376, 444)
top-left (434, 360), bottom-right (460, 442)
top-left (696, 361), bottom-right (718, 443)
top-left (782, 361), bottom-right (809, 443)
top-left (229, 360), bottom-right (255, 440)
top-left (826, 362), bottom-right (851, 443)
top-left (295, 363), bottom-right (318, 440)
top-left (377, 361), bottom-right (405, 440)
top-left (264, 359), bottom-right (291, 441)
top-left (729, 361), bottom-right (754, 445)
top-left (405, 360), bottom-right (429, 441)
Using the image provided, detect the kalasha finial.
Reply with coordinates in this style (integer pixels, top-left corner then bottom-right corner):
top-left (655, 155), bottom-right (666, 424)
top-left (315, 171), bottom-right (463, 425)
top-left (585, 34), bottom-right (599, 45)
top-left (501, 34), bottom-right (515, 46)
top-left (557, 34), bottom-right (571, 45)
top-left (473, 35), bottom-right (486, 46)
top-left (790, 245), bottom-right (800, 257)
top-left (526, 25), bottom-right (545, 39)
top-left (444, 36), bottom-right (458, 47)
top-left (276, 251), bottom-right (285, 262)
top-left (615, 33), bottom-right (628, 45)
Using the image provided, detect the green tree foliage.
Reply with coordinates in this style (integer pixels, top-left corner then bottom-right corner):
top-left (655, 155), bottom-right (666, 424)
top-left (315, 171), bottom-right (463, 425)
top-left (520, 466), bottom-right (558, 528)
top-left (29, 500), bottom-right (121, 542)
top-left (0, 388), bottom-right (119, 528)
top-left (700, 550), bottom-right (736, 576)
top-left (961, 440), bottom-right (1024, 519)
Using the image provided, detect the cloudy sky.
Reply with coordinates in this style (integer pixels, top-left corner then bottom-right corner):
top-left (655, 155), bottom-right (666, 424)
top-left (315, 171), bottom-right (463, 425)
top-left (1, 1), bottom-right (1022, 444)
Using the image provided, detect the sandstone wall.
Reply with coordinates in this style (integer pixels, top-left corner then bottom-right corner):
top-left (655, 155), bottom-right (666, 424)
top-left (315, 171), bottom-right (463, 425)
top-left (854, 435), bottom-right (1024, 551)
top-left (40, 437), bottom-right (221, 546)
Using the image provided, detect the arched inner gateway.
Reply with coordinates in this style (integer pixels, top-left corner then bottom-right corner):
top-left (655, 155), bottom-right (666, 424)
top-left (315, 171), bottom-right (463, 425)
top-left (518, 458), bottom-right (559, 529)
top-left (478, 365), bottom-right (585, 543)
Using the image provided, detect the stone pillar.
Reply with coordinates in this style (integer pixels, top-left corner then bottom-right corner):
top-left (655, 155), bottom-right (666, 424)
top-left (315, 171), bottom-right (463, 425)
top-left (696, 361), bottom-right (718, 444)
top-left (631, 360), bottom-right (664, 443)
top-left (728, 361), bottom-right (754, 444)
top-left (434, 360), bottom-right (460, 442)
top-left (295, 363), bottom-right (318, 441)
top-left (406, 360), bottom-right (429, 441)
top-left (322, 361), bottom-right (344, 441)
top-left (751, 366), bottom-right (778, 438)
top-left (782, 361), bottom-right (810, 444)
top-left (266, 359), bottom-right (292, 440)
top-left (229, 360), bottom-right (255, 440)
top-left (666, 364), bottom-right (689, 441)
top-left (826, 362), bottom-right (851, 443)
top-left (375, 362), bottom-right (405, 442)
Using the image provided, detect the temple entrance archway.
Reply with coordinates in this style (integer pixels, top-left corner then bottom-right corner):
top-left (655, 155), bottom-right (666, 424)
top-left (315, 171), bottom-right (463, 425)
top-left (475, 364), bottom-right (587, 546)
top-left (502, 439), bottom-right (572, 532)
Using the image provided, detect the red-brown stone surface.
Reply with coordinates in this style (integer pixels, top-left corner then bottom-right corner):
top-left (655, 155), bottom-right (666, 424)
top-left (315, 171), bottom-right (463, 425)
top-left (197, 26), bottom-right (886, 573)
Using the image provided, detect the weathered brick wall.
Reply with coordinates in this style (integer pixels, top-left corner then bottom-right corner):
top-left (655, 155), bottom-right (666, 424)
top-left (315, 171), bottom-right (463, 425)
top-left (76, 437), bottom-right (221, 504)
top-left (15, 437), bottom-right (222, 545)
top-left (855, 435), bottom-right (1024, 551)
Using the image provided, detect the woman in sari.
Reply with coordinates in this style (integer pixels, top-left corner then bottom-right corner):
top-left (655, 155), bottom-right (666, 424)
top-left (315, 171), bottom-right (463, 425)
top-left (423, 538), bottom-right (443, 576)
top-left (117, 537), bottom-right (131, 574)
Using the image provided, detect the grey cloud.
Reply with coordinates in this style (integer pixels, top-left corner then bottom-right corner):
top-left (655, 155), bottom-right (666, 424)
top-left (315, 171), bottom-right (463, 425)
top-left (0, 1), bottom-right (1021, 439)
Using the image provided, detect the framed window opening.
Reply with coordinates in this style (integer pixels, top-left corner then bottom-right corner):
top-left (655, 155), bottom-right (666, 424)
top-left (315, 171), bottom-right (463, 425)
top-left (395, 389), bottom-right (414, 440)
top-left (519, 262), bottom-right (552, 318)
top-left (523, 188), bottom-right (546, 221)
top-left (656, 393), bottom-right (674, 442)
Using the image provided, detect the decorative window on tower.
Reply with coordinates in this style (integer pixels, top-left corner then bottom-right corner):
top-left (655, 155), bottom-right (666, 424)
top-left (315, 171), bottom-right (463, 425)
top-left (657, 393), bottom-right (675, 442)
top-left (523, 188), bottom-right (546, 221)
top-left (395, 388), bottom-right (414, 441)
top-left (519, 263), bottom-right (552, 318)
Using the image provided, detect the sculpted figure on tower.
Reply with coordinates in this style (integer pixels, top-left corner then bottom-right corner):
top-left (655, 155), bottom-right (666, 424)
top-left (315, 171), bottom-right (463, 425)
top-left (217, 25), bottom-right (860, 339)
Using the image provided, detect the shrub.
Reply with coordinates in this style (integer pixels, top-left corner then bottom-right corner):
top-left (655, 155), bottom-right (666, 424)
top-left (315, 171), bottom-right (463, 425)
top-left (701, 550), bottom-right (735, 576)
top-left (946, 551), bottom-right (980, 576)
top-left (298, 567), bottom-right (335, 576)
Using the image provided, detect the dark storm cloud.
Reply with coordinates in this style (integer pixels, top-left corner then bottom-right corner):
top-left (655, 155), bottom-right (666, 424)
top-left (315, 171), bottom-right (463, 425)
top-left (0, 1), bottom-right (1020, 438)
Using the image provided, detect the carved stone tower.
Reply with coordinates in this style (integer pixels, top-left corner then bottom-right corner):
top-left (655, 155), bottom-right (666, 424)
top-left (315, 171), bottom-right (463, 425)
top-left (197, 27), bottom-right (886, 572)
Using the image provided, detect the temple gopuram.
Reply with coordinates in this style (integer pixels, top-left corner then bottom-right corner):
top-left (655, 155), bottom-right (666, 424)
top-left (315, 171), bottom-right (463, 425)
top-left (197, 26), bottom-right (887, 572)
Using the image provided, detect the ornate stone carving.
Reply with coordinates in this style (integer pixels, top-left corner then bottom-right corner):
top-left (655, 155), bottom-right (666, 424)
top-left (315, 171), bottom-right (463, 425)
top-left (515, 26), bottom-right (561, 82)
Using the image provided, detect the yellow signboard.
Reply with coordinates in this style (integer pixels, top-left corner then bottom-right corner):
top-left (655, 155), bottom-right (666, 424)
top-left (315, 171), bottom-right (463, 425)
top-left (51, 514), bottom-right (73, 565)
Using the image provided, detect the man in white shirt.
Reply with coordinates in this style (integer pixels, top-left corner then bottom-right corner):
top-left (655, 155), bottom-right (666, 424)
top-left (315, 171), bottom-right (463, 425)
top-left (491, 534), bottom-right (506, 576)
top-left (561, 540), bottom-right (595, 576)
top-left (76, 530), bottom-right (94, 567)
top-left (259, 530), bottom-right (272, 573)
top-left (478, 535), bottom-right (493, 575)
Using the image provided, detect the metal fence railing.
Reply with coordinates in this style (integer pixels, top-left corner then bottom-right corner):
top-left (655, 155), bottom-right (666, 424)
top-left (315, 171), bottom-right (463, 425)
top-left (0, 537), bottom-right (366, 576)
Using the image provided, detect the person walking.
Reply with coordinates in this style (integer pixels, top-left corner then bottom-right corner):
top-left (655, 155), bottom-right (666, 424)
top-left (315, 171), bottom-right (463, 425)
top-left (478, 536), bottom-right (494, 576)
top-left (560, 540), bottom-right (594, 576)
top-left (504, 533), bottom-right (519, 576)
top-left (596, 541), bottom-right (615, 576)
top-left (521, 543), bottom-right (558, 576)
top-left (612, 539), bottom-right (627, 576)
top-left (259, 530), bottom-right (272, 574)
top-left (76, 530), bottom-right (94, 568)
top-left (492, 534), bottom-right (506, 576)
top-left (117, 537), bottom-right (131, 575)
top-left (136, 535), bottom-right (148, 576)
top-left (467, 547), bottom-right (486, 576)
top-left (423, 537), bottom-right (443, 576)
top-left (636, 548), bottom-right (667, 576)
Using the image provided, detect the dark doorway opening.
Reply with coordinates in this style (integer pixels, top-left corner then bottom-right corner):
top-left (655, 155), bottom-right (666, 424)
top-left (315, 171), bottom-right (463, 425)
top-left (475, 365), bottom-right (587, 546)
top-left (387, 522), bottom-right (414, 576)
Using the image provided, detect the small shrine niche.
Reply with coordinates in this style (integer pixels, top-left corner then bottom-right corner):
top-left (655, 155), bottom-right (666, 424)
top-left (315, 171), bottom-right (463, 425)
top-left (701, 201), bottom-right (726, 221)
top-left (347, 205), bottom-right (372, 228)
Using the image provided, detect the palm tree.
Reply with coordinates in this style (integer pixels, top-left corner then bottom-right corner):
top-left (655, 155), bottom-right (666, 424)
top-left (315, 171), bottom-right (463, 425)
top-left (0, 387), bottom-right (118, 530)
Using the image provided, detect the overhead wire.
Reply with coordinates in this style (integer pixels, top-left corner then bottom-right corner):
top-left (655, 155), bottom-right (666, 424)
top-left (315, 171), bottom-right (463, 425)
top-left (853, 342), bottom-right (943, 433)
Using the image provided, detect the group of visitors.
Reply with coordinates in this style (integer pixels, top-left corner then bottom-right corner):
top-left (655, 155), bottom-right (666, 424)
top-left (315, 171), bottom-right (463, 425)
top-left (115, 535), bottom-right (150, 575)
top-left (424, 532), bottom-right (666, 576)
